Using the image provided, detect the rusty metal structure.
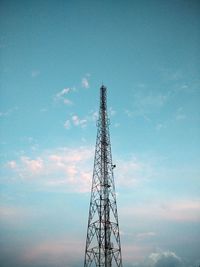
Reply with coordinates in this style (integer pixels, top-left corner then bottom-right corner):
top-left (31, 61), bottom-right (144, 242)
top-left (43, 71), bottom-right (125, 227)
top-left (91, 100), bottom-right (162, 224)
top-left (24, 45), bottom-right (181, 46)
top-left (84, 85), bottom-right (123, 267)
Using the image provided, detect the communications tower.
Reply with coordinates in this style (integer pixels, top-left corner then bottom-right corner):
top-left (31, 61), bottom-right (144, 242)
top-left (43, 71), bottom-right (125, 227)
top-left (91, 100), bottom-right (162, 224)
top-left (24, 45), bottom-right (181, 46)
top-left (84, 85), bottom-right (123, 267)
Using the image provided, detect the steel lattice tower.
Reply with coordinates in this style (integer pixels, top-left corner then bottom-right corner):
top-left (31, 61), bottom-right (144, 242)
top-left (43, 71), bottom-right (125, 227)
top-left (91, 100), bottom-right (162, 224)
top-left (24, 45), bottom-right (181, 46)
top-left (84, 85), bottom-right (123, 267)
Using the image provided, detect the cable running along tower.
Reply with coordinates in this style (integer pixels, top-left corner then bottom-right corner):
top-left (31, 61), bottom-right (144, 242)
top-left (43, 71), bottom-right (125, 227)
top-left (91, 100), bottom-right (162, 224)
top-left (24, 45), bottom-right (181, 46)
top-left (84, 86), bottom-right (123, 267)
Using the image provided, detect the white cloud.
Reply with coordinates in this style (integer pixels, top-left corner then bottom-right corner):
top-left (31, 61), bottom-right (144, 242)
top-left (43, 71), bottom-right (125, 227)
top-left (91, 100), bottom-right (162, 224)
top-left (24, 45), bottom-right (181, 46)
top-left (63, 98), bottom-right (72, 105)
top-left (71, 115), bottom-right (87, 128)
top-left (81, 76), bottom-right (90, 89)
top-left (147, 250), bottom-right (182, 267)
top-left (63, 113), bottom-right (89, 130)
top-left (7, 161), bottom-right (17, 169)
top-left (129, 250), bottom-right (184, 267)
top-left (55, 88), bottom-right (73, 105)
top-left (64, 120), bottom-right (71, 129)
top-left (56, 88), bottom-right (70, 98)
top-left (109, 107), bottom-right (116, 116)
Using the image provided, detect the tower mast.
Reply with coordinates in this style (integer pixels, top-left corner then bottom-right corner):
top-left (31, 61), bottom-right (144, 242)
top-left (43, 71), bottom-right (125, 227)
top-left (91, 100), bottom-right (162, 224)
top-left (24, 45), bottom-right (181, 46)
top-left (84, 85), bottom-right (123, 267)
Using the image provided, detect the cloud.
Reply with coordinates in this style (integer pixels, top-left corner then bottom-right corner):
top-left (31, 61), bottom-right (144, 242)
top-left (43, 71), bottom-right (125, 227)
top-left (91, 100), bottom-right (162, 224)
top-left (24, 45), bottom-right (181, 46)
top-left (7, 161), bottom-right (17, 169)
top-left (81, 77), bottom-right (90, 88)
top-left (20, 156), bottom-right (44, 174)
top-left (129, 250), bottom-right (184, 267)
top-left (5, 146), bottom-right (94, 193)
top-left (109, 107), bottom-right (116, 116)
top-left (64, 114), bottom-right (88, 129)
top-left (0, 106), bottom-right (19, 118)
top-left (64, 119), bottom-right (71, 129)
top-left (72, 115), bottom-right (87, 128)
top-left (56, 88), bottom-right (70, 98)
top-left (55, 88), bottom-right (73, 105)
top-left (6, 157), bottom-right (44, 176)
top-left (147, 251), bottom-right (182, 267)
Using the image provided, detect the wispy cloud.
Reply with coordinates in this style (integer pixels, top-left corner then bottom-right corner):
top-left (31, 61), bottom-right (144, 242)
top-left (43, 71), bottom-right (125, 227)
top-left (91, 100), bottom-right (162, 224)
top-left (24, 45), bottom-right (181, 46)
top-left (54, 88), bottom-right (73, 105)
top-left (72, 115), bottom-right (87, 128)
top-left (81, 74), bottom-right (91, 89)
top-left (109, 107), bottom-right (116, 116)
top-left (64, 119), bottom-right (71, 129)
top-left (132, 250), bottom-right (183, 267)
top-left (82, 77), bottom-right (89, 88)
top-left (64, 114), bottom-right (87, 129)
top-left (136, 232), bottom-right (157, 240)
top-left (7, 161), bottom-right (17, 169)
top-left (0, 106), bottom-right (19, 118)
top-left (123, 247), bottom-right (185, 267)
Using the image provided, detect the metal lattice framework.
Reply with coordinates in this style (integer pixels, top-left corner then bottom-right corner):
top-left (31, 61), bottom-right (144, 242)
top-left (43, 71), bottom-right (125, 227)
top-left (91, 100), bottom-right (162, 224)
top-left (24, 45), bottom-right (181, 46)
top-left (84, 85), bottom-right (123, 267)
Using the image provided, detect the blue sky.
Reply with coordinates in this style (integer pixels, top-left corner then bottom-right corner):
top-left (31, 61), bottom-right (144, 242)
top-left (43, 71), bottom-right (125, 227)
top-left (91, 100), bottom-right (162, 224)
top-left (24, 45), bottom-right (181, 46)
top-left (0, 0), bottom-right (200, 266)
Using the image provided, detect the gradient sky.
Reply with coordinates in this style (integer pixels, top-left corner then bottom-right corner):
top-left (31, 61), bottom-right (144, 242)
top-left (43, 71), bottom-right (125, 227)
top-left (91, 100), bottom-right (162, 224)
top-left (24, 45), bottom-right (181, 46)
top-left (0, 1), bottom-right (200, 267)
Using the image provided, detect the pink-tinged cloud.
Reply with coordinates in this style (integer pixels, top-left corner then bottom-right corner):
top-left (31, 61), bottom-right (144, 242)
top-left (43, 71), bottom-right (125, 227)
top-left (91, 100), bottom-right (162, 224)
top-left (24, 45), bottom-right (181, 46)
top-left (20, 156), bottom-right (44, 174)
top-left (6, 146), bottom-right (93, 193)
